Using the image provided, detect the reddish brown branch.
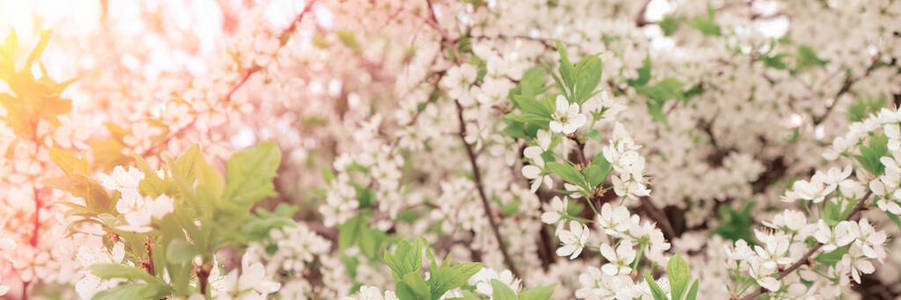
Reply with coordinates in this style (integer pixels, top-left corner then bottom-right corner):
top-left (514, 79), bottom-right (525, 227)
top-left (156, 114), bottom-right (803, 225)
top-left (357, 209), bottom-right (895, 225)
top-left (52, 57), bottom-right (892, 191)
top-left (140, 4), bottom-right (316, 156)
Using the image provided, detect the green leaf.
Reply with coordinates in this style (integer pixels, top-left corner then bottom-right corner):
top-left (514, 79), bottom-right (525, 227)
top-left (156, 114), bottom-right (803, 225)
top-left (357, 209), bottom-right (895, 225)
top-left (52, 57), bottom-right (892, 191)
top-left (848, 97), bottom-right (889, 122)
top-left (165, 239), bottom-right (197, 264)
top-left (627, 56), bottom-right (652, 87)
top-left (796, 45), bottom-right (828, 70)
top-left (491, 279), bottom-right (518, 300)
top-left (337, 30), bottom-right (362, 53)
top-left (574, 55), bottom-right (602, 104)
top-left (854, 134), bottom-right (888, 176)
top-left (49, 148), bottom-right (88, 177)
top-left (824, 200), bottom-right (842, 225)
top-left (815, 244), bottom-right (850, 266)
top-left (759, 53), bottom-right (789, 70)
top-left (512, 94), bottom-right (554, 118)
top-left (384, 240), bottom-right (423, 281)
top-left (241, 214), bottom-right (296, 241)
top-left (91, 283), bottom-right (168, 300)
top-left (585, 129), bottom-right (604, 141)
top-left (667, 253), bottom-right (691, 300)
top-left (338, 216), bottom-right (365, 250)
top-left (582, 165), bottom-right (606, 188)
top-left (451, 290), bottom-right (483, 300)
top-left (322, 167), bottom-right (336, 184)
top-left (427, 262), bottom-right (483, 300)
top-left (520, 67), bottom-right (547, 95)
top-left (172, 145), bottom-right (203, 184)
top-left (224, 142), bottom-right (282, 204)
top-left (644, 273), bottom-right (667, 300)
top-left (90, 264), bottom-right (163, 286)
top-left (43, 175), bottom-right (113, 213)
top-left (637, 77), bottom-right (684, 103)
top-left (686, 279), bottom-right (699, 300)
top-left (25, 30), bottom-right (51, 70)
top-left (713, 201), bottom-right (755, 243)
top-left (691, 11), bottom-right (721, 37)
top-left (556, 41), bottom-right (575, 97)
top-left (546, 162), bottom-right (587, 189)
top-left (659, 15), bottom-right (680, 36)
top-left (134, 155), bottom-right (170, 197)
top-left (519, 284), bottom-right (556, 300)
top-left (397, 272), bottom-right (430, 300)
top-left (360, 227), bottom-right (386, 259)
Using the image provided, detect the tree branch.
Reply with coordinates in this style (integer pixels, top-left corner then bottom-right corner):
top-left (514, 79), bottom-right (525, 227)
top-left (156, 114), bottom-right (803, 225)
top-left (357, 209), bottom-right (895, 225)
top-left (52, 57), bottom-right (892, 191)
top-left (454, 99), bottom-right (522, 279)
top-left (639, 196), bottom-right (676, 239)
top-left (813, 56), bottom-right (882, 126)
top-left (140, 2), bottom-right (316, 156)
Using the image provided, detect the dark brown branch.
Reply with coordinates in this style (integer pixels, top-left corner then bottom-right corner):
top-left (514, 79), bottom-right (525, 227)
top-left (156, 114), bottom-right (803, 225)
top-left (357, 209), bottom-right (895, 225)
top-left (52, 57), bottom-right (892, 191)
top-left (740, 190), bottom-right (872, 300)
top-left (639, 196), bottom-right (676, 239)
top-left (454, 99), bottom-right (521, 279)
top-left (813, 56), bottom-right (882, 126)
top-left (634, 0), bottom-right (653, 27)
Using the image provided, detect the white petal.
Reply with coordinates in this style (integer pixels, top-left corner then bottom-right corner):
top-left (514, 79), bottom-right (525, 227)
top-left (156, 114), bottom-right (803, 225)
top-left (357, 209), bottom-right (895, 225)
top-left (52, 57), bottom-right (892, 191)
top-left (555, 95), bottom-right (568, 113)
top-left (522, 165), bottom-right (541, 179)
top-left (541, 212), bottom-right (560, 224)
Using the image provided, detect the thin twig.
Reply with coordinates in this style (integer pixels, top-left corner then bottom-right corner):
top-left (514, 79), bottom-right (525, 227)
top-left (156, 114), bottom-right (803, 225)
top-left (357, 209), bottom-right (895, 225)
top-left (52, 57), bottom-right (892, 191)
top-left (454, 99), bottom-right (522, 278)
top-left (140, 2), bottom-right (316, 156)
top-left (634, 0), bottom-right (653, 27)
top-left (813, 56), bottom-right (882, 126)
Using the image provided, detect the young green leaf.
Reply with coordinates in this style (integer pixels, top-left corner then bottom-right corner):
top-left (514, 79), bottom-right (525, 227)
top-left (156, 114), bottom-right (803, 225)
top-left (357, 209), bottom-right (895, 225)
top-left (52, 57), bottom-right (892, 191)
top-left (397, 272), bottom-right (431, 300)
top-left (644, 273), bottom-right (667, 300)
top-left (384, 240), bottom-right (423, 281)
top-left (224, 142), bottom-right (282, 204)
top-left (686, 279), bottom-right (699, 300)
top-left (338, 216), bottom-right (365, 250)
top-left (427, 262), bottom-right (483, 300)
top-left (91, 283), bottom-right (168, 300)
top-left (667, 253), bottom-right (691, 300)
top-left (854, 134), bottom-right (888, 176)
top-left (574, 55), bottom-right (602, 104)
top-left (491, 279), bottom-right (518, 300)
top-left (815, 245), bottom-right (850, 266)
top-left (519, 284), bottom-right (556, 300)
top-left (796, 45), bottom-right (829, 70)
top-left (546, 161), bottom-right (588, 189)
top-left (90, 264), bottom-right (165, 286)
top-left (49, 148), bottom-right (88, 177)
top-left (165, 239), bottom-right (197, 264)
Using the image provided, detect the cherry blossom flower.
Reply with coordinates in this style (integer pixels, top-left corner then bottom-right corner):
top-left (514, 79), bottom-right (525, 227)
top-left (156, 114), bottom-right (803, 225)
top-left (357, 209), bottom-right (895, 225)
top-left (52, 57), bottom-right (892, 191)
top-left (549, 95), bottom-right (587, 135)
top-left (813, 220), bottom-right (858, 252)
top-left (468, 267), bottom-right (521, 296)
top-left (600, 241), bottom-right (636, 276)
top-left (215, 253), bottom-right (281, 299)
top-left (343, 286), bottom-right (399, 300)
top-left (556, 221), bottom-right (589, 259)
top-left (540, 196), bottom-right (567, 225)
top-left (840, 245), bottom-right (875, 284)
top-left (597, 203), bottom-right (631, 236)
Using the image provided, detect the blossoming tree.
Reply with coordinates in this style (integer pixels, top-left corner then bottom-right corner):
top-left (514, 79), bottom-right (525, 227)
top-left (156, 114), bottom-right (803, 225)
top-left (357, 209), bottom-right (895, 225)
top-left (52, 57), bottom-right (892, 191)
top-left (1, 0), bottom-right (901, 299)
